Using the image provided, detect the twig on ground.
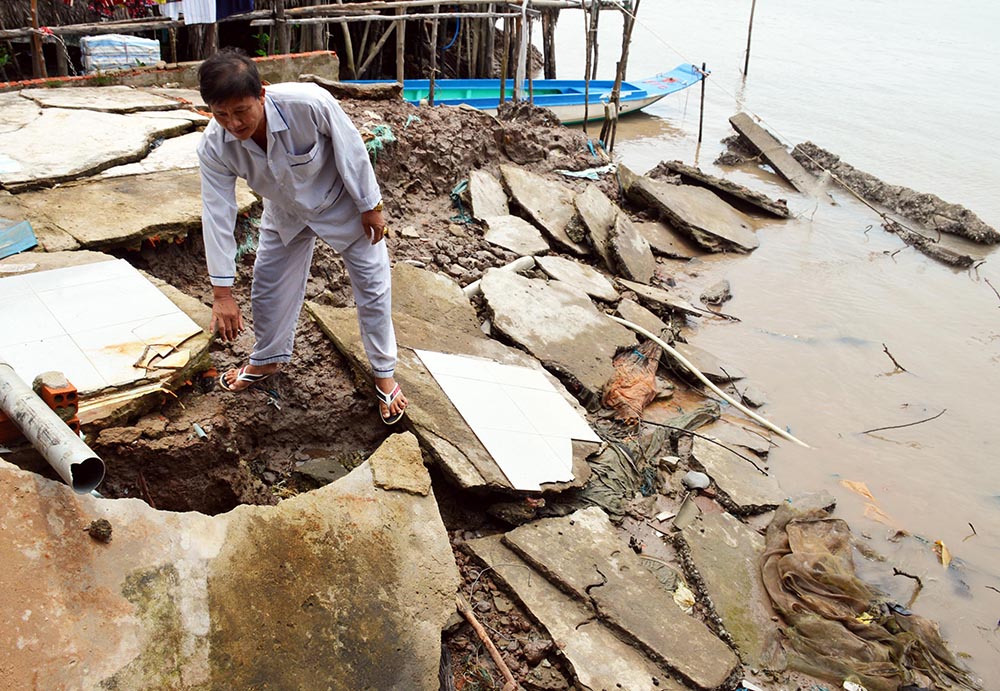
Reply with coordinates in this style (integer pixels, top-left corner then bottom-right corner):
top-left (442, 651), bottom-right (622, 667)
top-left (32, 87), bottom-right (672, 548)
top-left (861, 409), bottom-right (946, 435)
top-left (986, 586), bottom-right (1000, 595)
top-left (137, 470), bottom-right (156, 510)
top-left (719, 367), bottom-right (749, 407)
top-left (963, 523), bottom-right (977, 542)
top-left (881, 343), bottom-right (908, 373)
top-left (986, 278), bottom-right (1000, 306)
top-left (893, 567), bottom-right (923, 609)
top-left (741, 425), bottom-right (778, 447)
top-left (639, 420), bottom-right (768, 475)
top-left (456, 594), bottom-right (518, 691)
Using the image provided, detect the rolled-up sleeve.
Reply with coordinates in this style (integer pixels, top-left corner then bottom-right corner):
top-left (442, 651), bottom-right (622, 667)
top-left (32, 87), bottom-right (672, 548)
top-left (315, 97), bottom-right (382, 213)
top-left (198, 144), bottom-right (240, 287)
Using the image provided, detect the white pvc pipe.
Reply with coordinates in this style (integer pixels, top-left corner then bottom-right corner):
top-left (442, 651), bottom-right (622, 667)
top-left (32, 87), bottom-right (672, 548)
top-left (0, 363), bottom-right (105, 493)
top-left (607, 315), bottom-right (810, 448)
top-left (462, 255), bottom-right (536, 298)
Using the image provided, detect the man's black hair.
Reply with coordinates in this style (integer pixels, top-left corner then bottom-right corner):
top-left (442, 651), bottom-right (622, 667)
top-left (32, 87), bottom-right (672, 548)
top-left (198, 48), bottom-right (262, 106)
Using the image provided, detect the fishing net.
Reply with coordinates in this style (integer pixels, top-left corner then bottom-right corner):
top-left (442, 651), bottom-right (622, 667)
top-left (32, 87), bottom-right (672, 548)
top-left (602, 340), bottom-right (662, 423)
top-left (761, 503), bottom-right (982, 691)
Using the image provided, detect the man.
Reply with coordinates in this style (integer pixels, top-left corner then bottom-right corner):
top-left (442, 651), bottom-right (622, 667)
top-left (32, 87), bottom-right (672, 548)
top-left (197, 49), bottom-right (407, 424)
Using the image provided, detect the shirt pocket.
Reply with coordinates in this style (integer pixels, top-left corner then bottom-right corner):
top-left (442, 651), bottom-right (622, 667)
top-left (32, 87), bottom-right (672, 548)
top-left (286, 141), bottom-right (323, 178)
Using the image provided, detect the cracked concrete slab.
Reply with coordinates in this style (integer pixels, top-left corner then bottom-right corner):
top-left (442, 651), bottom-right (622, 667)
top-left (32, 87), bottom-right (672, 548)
top-left (503, 507), bottom-right (740, 690)
top-left (466, 535), bottom-right (687, 691)
top-left (616, 298), bottom-right (670, 337)
top-left (609, 212), bottom-right (656, 283)
top-left (635, 220), bottom-right (705, 259)
top-left (482, 214), bottom-right (550, 256)
top-left (574, 184), bottom-right (617, 271)
top-left (650, 160), bottom-right (791, 218)
top-left (618, 278), bottom-right (710, 319)
top-left (306, 264), bottom-right (594, 492)
top-left (535, 255), bottom-right (619, 302)
top-left (501, 165), bottom-right (587, 255)
top-left (0, 93), bottom-right (41, 134)
top-left (701, 418), bottom-right (773, 456)
top-left (8, 169), bottom-right (256, 250)
top-left (624, 172), bottom-right (759, 253)
top-left (673, 342), bottom-right (745, 382)
top-left (369, 431), bottom-right (431, 496)
top-left (678, 511), bottom-right (778, 668)
top-left (468, 169), bottom-right (509, 220)
top-left (0, 108), bottom-right (193, 190)
top-left (100, 132), bottom-right (202, 178)
top-left (481, 269), bottom-right (635, 405)
top-left (20, 86), bottom-right (183, 113)
top-left (0, 433), bottom-right (459, 691)
top-left (690, 437), bottom-right (786, 514)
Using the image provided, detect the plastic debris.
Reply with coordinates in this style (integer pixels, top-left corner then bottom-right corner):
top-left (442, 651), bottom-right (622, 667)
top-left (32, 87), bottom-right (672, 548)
top-left (681, 470), bottom-right (710, 490)
top-left (843, 680), bottom-right (868, 691)
top-left (404, 114), bottom-right (422, 128)
top-left (672, 580), bottom-right (696, 614)
top-left (555, 163), bottom-right (616, 180)
top-left (739, 681), bottom-right (767, 691)
top-left (933, 540), bottom-right (952, 568)
top-left (192, 423), bottom-right (207, 440)
top-left (361, 123), bottom-right (396, 162)
top-left (0, 218), bottom-right (37, 260)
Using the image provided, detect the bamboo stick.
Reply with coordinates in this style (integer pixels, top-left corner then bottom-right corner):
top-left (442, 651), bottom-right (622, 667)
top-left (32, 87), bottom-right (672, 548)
top-left (250, 12), bottom-right (521, 28)
top-left (356, 21), bottom-right (396, 77)
top-left (334, 0), bottom-right (357, 78)
top-left (429, 5), bottom-right (439, 104)
top-left (395, 6), bottom-right (404, 82)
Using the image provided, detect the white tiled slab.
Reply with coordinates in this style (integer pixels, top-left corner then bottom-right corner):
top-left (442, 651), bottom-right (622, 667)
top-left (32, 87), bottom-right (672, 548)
top-left (0, 259), bottom-right (201, 394)
top-left (416, 349), bottom-right (599, 491)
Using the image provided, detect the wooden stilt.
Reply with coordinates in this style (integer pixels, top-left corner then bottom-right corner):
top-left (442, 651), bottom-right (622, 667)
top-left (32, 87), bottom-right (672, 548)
top-left (499, 16), bottom-right (509, 103)
top-left (744, 0), bottom-right (757, 76)
top-left (29, 0), bottom-right (46, 79)
top-left (395, 6), bottom-right (405, 83)
top-left (541, 9), bottom-right (557, 80)
top-left (276, 0), bottom-right (291, 54)
top-left (54, 39), bottom-right (68, 76)
top-left (698, 62), bottom-right (707, 143)
top-left (608, 0), bottom-right (641, 151)
top-left (429, 5), bottom-right (439, 104)
top-left (357, 22), bottom-right (395, 77)
top-left (334, 0), bottom-right (356, 77)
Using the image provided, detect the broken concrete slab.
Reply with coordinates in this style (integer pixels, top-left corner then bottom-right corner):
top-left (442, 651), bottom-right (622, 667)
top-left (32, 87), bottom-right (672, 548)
top-left (306, 264), bottom-right (594, 492)
top-left (144, 87), bottom-right (208, 110)
top-left (293, 457), bottom-right (350, 489)
top-left (482, 214), bottom-right (550, 256)
top-left (0, 433), bottom-right (459, 691)
top-left (700, 279), bottom-right (732, 305)
top-left (535, 255), bottom-right (619, 302)
top-left (0, 92), bottom-right (41, 134)
top-left (673, 342), bottom-right (745, 382)
top-left (20, 86), bottom-right (184, 113)
top-left (574, 184), bottom-right (617, 271)
top-left (701, 418), bottom-right (773, 456)
top-left (504, 507), bottom-right (740, 690)
top-left (730, 112), bottom-right (820, 196)
top-left (100, 131), bottom-right (202, 178)
top-left (635, 219), bottom-right (704, 259)
top-left (370, 431), bottom-right (431, 496)
top-left (501, 164), bottom-right (588, 255)
top-left (649, 160), bottom-right (791, 218)
top-left (481, 269), bottom-right (635, 405)
top-left (468, 168), bottom-right (509, 220)
top-left (690, 436), bottom-right (786, 514)
top-left (626, 175), bottom-right (760, 253)
top-left (467, 535), bottom-right (688, 691)
top-left (9, 169), bottom-right (256, 250)
top-left (618, 278), bottom-right (710, 319)
top-left (678, 511), bottom-right (778, 668)
top-left (609, 212), bottom-right (656, 283)
top-left (0, 108), bottom-right (193, 190)
top-left (616, 298), bottom-right (670, 337)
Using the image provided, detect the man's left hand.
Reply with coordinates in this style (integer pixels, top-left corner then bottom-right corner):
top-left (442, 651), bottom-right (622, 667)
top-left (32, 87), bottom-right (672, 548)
top-left (361, 208), bottom-right (388, 245)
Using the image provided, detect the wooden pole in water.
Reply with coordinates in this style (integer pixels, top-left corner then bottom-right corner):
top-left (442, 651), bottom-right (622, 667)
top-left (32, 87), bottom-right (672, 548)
top-left (608, 0), bottom-right (640, 151)
top-left (29, 0), bottom-right (46, 79)
top-left (395, 6), bottom-right (405, 83)
top-left (743, 0), bottom-right (757, 76)
top-left (698, 62), bottom-right (707, 142)
top-left (582, 5), bottom-right (591, 132)
top-left (429, 4), bottom-right (439, 104)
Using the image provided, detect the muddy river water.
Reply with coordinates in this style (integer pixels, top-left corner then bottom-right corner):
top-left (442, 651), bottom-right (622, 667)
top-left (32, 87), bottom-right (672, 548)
top-left (553, 0), bottom-right (1000, 680)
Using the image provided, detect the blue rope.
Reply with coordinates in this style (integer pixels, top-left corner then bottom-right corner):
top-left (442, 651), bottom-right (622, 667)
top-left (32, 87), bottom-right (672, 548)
top-left (442, 15), bottom-right (460, 51)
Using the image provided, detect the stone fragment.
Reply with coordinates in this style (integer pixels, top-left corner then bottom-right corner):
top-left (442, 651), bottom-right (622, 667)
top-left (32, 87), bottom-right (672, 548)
top-left (482, 215), bottom-right (550, 256)
top-left (306, 264), bottom-right (593, 492)
top-left (700, 279), bottom-right (732, 305)
top-left (635, 220), bottom-right (704, 259)
top-left (649, 159), bottom-right (791, 218)
top-left (618, 278), bottom-right (708, 319)
top-left (99, 131), bottom-right (202, 177)
top-left (535, 255), bottom-right (618, 302)
top-left (678, 511), bottom-right (778, 668)
top-left (481, 269), bottom-right (635, 404)
top-left (625, 173), bottom-right (759, 253)
top-left (690, 436), bottom-right (786, 514)
top-left (7, 169), bottom-right (256, 250)
top-left (503, 507), bottom-right (740, 690)
top-left (468, 168), bottom-right (509, 220)
top-left (369, 431), bottom-right (431, 496)
top-left (293, 457), bottom-right (349, 489)
top-left (466, 535), bottom-right (687, 691)
top-left (615, 298), bottom-right (670, 337)
top-left (740, 383), bottom-right (768, 408)
top-left (501, 165), bottom-right (587, 254)
top-left (609, 212), bottom-right (656, 283)
top-left (20, 86), bottom-right (182, 113)
top-left (682, 470), bottom-right (711, 490)
top-left (730, 112), bottom-right (820, 196)
top-left (574, 184), bottom-right (617, 270)
top-left (0, 434), bottom-right (459, 691)
top-left (673, 342), bottom-right (745, 382)
top-left (0, 93), bottom-right (41, 134)
top-left (0, 108), bottom-right (192, 189)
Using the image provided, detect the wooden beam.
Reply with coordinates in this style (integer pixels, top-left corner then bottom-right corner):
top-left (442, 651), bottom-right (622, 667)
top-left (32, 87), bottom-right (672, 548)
top-left (276, 0), bottom-right (291, 54)
top-left (251, 12), bottom-right (521, 27)
top-left (0, 19), bottom-right (182, 41)
top-left (285, 0), bottom-right (606, 18)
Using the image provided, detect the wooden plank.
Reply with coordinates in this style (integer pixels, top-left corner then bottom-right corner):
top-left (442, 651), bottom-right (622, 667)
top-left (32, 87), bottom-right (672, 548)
top-left (729, 112), bottom-right (819, 195)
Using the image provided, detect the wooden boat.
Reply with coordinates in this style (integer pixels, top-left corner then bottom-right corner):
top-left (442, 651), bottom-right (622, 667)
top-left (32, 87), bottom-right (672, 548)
top-left (350, 63), bottom-right (704, 124)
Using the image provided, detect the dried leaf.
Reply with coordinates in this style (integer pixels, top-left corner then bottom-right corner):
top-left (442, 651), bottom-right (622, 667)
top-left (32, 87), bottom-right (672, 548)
top-left (863, 503), bottom-right (896, 527)
top-left (841, 479), bottom-right (876, 502)
top-left (934, 540), bottom-right (952, 568)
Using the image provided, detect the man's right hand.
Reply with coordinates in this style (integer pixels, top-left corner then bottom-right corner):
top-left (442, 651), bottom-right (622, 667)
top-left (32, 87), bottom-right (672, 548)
top-left (210, 287), bottom-right (244, 341)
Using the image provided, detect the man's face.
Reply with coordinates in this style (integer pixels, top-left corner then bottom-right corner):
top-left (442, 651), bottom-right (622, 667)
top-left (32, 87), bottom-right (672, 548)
top-left (210, 89), bottom-right (266, 141)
